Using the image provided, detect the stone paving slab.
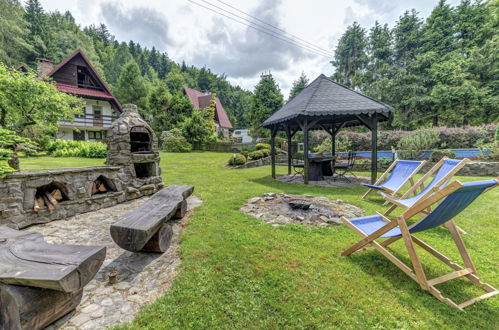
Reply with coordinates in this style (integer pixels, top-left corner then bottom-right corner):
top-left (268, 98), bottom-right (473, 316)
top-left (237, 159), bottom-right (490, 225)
top-left (24, 195), bottom-right (202, 330)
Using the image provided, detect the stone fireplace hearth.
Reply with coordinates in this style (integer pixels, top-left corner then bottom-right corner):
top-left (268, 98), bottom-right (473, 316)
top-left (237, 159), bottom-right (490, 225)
top-left (0, 104), bottom-right (164, 229)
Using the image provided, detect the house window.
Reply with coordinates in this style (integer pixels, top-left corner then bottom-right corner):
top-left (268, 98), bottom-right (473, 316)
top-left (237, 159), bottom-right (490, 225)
top-left (93, 106), bottom-right (102, 119)
top-left (88, 131), bottom-right (103, 140)
top-left (234, 131), bottom-right (241, 135)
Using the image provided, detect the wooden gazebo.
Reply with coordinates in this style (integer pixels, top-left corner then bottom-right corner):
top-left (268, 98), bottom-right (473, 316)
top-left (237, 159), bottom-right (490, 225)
top-left (262, 74), bottom-right (393, 184)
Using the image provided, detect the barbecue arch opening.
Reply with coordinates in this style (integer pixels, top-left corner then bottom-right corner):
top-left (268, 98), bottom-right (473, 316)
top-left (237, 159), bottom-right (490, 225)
top-left (130, 126), bottom-right (152, 153)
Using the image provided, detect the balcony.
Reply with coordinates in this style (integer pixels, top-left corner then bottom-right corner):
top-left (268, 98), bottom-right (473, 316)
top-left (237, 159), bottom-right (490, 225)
top-left (59, 113), bottom-right (118, 129)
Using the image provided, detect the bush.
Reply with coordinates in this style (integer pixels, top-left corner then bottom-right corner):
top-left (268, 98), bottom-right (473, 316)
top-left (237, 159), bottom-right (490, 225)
top-left (161, 129), bottom-right (192, 153)
top-left (314, 134), bottom-right (351, 153)
top-left (255, 143), bottom-right (271, 150)
top-left (228, 153), bottom-right (247, 165)
top-left (397, 129), bottom-right (440, 158)
top-left (248, 150), bottom-right (265, 160)
top-left (259, 149), bottom-right (271, 157)
top-left (429, 149), bottom-right (456, 162)
top-left (46, 140), bottom-right (107, 158)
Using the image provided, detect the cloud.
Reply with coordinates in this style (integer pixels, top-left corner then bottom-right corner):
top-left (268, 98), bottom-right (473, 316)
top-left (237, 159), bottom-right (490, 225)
top-left (100, 1), bottom-right (172, 50)
top-left (189, 0), bottom-right (316, 79)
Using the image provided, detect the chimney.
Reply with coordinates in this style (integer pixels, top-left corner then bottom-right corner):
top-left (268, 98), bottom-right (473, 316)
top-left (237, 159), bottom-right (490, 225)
top-left (35, 58), bottom-right (55, 78)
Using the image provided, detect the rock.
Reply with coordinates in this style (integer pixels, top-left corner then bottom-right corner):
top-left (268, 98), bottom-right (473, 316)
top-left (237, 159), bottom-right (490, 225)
top-left (71, 313), bottom-right (91, 327)
top-left (248, 197), bottom-right (261, 204)
top-left (114, 281), bottom-right (131, 291)
top-left (81, 304), bottom-right (100, 314)
top-left (263, 193), bottom-right (276, 198)
top-left (100, 298), bottom-right (114, 307)
top-left (90, 308), bottom-right (105, 319)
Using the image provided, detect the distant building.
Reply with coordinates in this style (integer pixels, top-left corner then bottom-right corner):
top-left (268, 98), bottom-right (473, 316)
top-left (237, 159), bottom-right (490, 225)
top-left (183, 87), bottom-right (232, 138)
top-left (232, 129), bottom-right (253, 143)
top-left (32, 49), bottom-right (122, 141)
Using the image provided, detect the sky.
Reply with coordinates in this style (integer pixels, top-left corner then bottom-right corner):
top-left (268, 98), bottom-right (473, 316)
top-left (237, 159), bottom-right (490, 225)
top-left (39, 0), bottom-right (460, 98)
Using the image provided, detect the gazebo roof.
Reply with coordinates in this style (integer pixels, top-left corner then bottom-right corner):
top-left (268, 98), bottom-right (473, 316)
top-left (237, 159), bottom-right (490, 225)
top-left (262, 74), bottom-right (393, 127)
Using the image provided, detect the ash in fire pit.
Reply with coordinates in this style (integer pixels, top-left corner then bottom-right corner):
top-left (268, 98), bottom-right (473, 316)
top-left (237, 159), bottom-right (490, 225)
top-left (240, 193), bottom-right (364, 227)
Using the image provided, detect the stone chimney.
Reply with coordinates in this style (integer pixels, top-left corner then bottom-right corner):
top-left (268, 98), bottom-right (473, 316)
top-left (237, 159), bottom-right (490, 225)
top-left (35, 58), bottom-right (55, 78)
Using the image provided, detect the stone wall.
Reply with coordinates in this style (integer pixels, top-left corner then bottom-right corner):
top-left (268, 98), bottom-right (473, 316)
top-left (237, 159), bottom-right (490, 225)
top-left (0, 166), bottom-right (163, 229)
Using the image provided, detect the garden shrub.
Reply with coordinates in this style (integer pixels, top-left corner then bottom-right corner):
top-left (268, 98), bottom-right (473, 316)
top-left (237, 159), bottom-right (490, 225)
top-left (255, 143), bottom-right (271, 150)
top-left (228, 153), bottom-right (246, 166)
top-left (314, 134), bottom-right (351, 153)
top-left (47, 140), bottom-right (107, 158)
top-left (397, 129), bottom-right (440, 158)
top-left (259, 149), bottom-right (271, 157)
top-left (0, 129), bottom-right (38, 175)
top-left (429, 150), bottom-right (456, 162)
top-left (161, 129), bottom-right (192, 153)
top-left (248, 150), bottom-right (265, 160)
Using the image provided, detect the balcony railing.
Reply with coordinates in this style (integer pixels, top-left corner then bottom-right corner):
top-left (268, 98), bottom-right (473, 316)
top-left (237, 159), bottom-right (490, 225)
top-left (59, 113), bottom-right (118, 128)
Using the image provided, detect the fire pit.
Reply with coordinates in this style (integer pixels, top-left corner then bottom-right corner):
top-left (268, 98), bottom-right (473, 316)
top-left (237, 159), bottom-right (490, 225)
top-left (240, 193), bottom-right (364, 227)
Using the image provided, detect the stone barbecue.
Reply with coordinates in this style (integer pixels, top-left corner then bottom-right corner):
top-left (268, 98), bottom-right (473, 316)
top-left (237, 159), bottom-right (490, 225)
top-left (240, 193), bottom-right (364, 227)
top-left (0, 104), bottom-right (163, 229)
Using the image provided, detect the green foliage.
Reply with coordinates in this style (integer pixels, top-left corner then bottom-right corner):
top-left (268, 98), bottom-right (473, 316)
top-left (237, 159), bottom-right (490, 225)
top-left (182, 110), bottom-right (213, 144)
top-left (331, 1), bottom-right (497, 129)
top-left (46, 139), bottom-right (106, 158)
top-left (255, 143), bottom-right (270, 150)
top-left (0, 128), bottom-right (38, 174)
top-left (429, 149), bottom-right (456, 162)
top-left (331, 22), bottom-right (368, 89)
top-left (248, 73), bottom-right (283, 137)
top-left (397, 128), bottom-right (440, 156)
top-left (248, 150), bottom-right (265, 160)
top-left (314, 135), bottom-right (351, 153)
top-left (0, 0), bottom-right (32, 65)
top-left (0, 62), bottom-right (84, 133)
top-left (227, 153), bottom-right (246, 166)
top-left (115, 60), bottom-right (148, 111)
top-left (288, 72), bottom-right (309, 100)
top-left (160, 128), bottom-right (192, 153)
top-left (147, 84), bottom-right (193, 135)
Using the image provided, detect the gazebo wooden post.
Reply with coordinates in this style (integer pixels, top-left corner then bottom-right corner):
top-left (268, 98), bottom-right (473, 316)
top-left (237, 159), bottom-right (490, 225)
top-left (371, 116), bottom-right (378, 184)
top-left (286, 126), bottom-right (292, 175)
top-left (303, 118), bottom-right (309, 184)
top-left (271, 125), bottom-right (278, 179)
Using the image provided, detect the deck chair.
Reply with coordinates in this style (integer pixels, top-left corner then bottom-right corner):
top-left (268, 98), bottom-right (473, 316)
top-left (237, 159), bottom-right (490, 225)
top-left (341, 178), bottom-right (499, 310)
top-left (383, 157), bottom-right (469, 216)
top-left (362, 159), bottom-right (426, 200)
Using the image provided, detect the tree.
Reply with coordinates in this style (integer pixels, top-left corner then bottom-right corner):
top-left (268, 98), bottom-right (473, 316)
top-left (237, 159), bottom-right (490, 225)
top-left (182, 110), bottom-right (212, 144)
top-left (288, 72), bottom-right (309, 100)
top-left (331, 22), bottom-right (368, 89)
top-left (115, 60), bottom-right (148, 111)
top-left (0, 0), bottom-right (32, 65)
top-left (0, 63), bottom-right (84, 133)
top-left (393, 10), bottom-right (423, 67)
top-left (203, 94), bottom-right (216, 137)
top-left (247, 72), bottom-right (283, 136)
top-left (147, 84), bottom-right (193, 133)
top-left (422, 0), bottom-right (456, 57)
top-left (165, 68), bottom-right (187, 93)
top-left (24, 0), bottom-right (48, 58)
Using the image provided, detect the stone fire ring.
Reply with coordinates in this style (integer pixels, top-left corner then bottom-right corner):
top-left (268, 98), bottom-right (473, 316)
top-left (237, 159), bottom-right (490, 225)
top-left (240, 193), bottom-right (364, 227)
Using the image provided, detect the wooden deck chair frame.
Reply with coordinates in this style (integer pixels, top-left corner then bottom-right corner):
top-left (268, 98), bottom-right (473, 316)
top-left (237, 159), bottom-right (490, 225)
top-left (341, 179), bottom-right (499, 310)
top-left (361, 159), bottom-right (427, 200)
top-left (383, 157), bottom-right (470, 217)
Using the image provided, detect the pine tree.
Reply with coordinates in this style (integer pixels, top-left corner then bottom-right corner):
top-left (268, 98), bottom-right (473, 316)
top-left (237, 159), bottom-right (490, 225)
top-left (422, 0), bottom-right (456, 56)
top-left (0, 0), bottom-right (32, 65)
top-left (331, 22), bottom-right (367, 89)
top-left (393, 10), bottom-right (423, 67)
top-left (248, 72), bottom-right (283, 136)
top-left (288, 72), bottom-right (309, 101)
top-left (115, 60), bottom-right (148, 111)
top-left (24, 0), bottom-right (47, 58)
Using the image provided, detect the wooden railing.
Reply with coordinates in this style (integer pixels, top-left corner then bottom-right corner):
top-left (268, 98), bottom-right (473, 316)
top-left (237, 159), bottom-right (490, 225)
top-left (59, 113), bottom-right (118, 128)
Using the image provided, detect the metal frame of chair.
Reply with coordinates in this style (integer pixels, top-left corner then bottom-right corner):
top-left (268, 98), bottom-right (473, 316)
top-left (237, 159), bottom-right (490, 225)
top-left (332, 152), bottom-right (357, 182)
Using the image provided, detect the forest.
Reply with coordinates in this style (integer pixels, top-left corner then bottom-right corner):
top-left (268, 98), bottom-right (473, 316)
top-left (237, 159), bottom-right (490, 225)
top-left (0, 0), bottom-right (497, 134)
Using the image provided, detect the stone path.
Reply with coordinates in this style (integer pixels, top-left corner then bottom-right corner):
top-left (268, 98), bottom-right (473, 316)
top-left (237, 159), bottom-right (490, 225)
top-left (276, 174), bottom-right (370, 187)
top-left (25, 195), bottom-right (202, 330)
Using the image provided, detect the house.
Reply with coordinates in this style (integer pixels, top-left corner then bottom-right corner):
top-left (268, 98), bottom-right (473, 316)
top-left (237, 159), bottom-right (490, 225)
top-left (232, 129), bottom-right (253, 143)
top-left (34, 49), bottom-right (122, 141)
top-left (183, 87), bottom-right (232, 138)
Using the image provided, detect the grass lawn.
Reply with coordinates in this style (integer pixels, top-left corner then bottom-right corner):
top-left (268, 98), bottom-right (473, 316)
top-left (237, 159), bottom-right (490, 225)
top-left (21, 153), bottom-right (498, 329)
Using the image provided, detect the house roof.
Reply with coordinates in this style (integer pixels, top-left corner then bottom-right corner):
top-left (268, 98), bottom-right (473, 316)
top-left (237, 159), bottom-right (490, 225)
top-left (183, 87), bottom-right (233, 129)
top-left (46, 49), bottom-right (122, 112)
top-left (262, 74), bottom-right (393, 127)
top-left (16, 65), bottom-right (30, 72)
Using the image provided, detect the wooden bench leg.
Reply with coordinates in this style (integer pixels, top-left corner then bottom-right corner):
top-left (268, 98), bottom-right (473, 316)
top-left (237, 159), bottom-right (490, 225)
top-left (141, 223), bottom-right (173, 253)
top-left (0, 283), bottom-right (83, 330)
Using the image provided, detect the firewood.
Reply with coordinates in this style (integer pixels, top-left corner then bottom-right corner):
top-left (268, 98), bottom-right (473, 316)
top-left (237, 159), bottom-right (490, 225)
top-left (91, 182), bottom-right (99, 194)
top-left (43, 195), bottom-right (55, 211)
top-left (98, 183), bottom-right (107, 192)
top-left (51, 189), bottom-right (63, 201)
top-left (34, 198), bottom-right (40, 212)
top-left (45, 192), bottom-right (58, 206)
top-left (37, 196), bottom-right (45, 207)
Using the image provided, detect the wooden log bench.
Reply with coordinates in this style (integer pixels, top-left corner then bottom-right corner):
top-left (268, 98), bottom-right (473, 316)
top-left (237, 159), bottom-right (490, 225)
top-left (110, 185), bottom-right (194, 253)
top-left (0, 226), bottom-right (106, 330)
